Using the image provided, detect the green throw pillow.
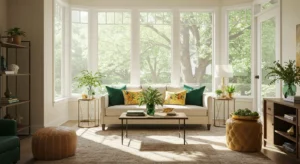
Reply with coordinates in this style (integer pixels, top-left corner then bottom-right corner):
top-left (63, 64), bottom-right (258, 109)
top-left (106, 85), bottom-right (126, 106)
top-left (184, 85), bottom-right (206, 106)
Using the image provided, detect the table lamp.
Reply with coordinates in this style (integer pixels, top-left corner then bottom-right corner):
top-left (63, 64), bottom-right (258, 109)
top-left (215, 65), bottom-right (233, 95)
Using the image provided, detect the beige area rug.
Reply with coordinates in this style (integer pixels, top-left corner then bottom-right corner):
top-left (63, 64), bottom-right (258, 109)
top-left (20, 123), bottom-right (274, 164)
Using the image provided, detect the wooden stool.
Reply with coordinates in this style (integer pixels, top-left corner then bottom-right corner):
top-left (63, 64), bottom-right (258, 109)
top-left (32, 127), bottom-right (77, 160)
top-left (226, 118), bottom-right (262, 152)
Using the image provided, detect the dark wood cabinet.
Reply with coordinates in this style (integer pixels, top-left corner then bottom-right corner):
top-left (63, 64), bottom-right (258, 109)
top-left (264, 98), bottom-right (299, 159)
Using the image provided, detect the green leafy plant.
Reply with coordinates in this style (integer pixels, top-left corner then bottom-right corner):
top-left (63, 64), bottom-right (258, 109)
top-left (265, 60), bottom-right (300, 85)
top-left (226, 85), bottom-right (236, 93)
top-left (6, 27), bottom-right (26, 37)
top-left (138, 87), bottom-right (164, 106)
top-left (215, 89), bottom-right (223, 96)
top-left (233, 108), bottom-right (259, 117)
top-left (74, 70), bottom-right (104, 94)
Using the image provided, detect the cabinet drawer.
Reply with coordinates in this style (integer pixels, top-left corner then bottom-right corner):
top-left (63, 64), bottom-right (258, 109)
top-left (266, 101), bottom-right (274, 115)
top-left (266, 114), bottom-right (274, 144)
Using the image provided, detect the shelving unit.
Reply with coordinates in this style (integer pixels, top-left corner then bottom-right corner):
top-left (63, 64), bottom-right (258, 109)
top-left (0, 41), bottom-right (31, 136)
top-left (264, 98), bottom-right (299, 159)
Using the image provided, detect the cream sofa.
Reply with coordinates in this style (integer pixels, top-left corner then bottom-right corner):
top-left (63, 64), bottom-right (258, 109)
top-left (100, 85), bottom-right (212, 130)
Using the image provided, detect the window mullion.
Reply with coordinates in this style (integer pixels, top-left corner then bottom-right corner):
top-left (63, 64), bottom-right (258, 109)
top-left (89, 10), bottom-right (98, 72)
top-left (171, 10), bottom-right (180, 85)
top-left (130, 10), bottom-right (140, 85)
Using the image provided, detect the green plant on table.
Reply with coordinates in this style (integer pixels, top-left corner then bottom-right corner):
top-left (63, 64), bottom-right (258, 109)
top-left (226, 85), bottom-right (236, 93)
top-left (265, 60), bottom-right (300, 97)
top-left (233, 108), bottom-right (259, 117)
top-left (6, 27), bottom-right (26, 37)
top-left (74, 70), bottom-right (104, 96)
top-left (215, 89), bottom-right (223, 96)
top-left (138, 87), bottom-right (164, 116)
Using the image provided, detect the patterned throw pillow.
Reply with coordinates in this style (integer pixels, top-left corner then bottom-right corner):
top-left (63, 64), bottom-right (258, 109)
top-left (122, 90), bottom-right (142, 105)
top-left (164, 90), bottom-right (187, 105)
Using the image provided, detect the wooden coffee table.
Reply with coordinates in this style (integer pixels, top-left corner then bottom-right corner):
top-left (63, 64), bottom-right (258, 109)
top-left (119, 112), bottom-right (188, 145)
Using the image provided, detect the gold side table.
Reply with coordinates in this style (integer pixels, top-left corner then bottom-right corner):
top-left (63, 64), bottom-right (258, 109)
top-left (78, 98), bottom-right (99, 128)
top-left (213, 97), bottom-right (236, 127)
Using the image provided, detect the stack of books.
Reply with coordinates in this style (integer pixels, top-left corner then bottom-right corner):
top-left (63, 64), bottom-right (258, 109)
top-left (284, 114), bottom-right (297, 121)
top-left (282, 142), bottom-right (296, 153)
top-left (283, 96), bottom-right (300, 103)
top-left (1, 97), bottom-right (19, 104)
top-left (126, 110), bottom-right (145, 116)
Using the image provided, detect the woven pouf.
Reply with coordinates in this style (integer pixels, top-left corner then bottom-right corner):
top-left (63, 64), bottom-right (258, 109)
top-left (32, 127), bottom-right (77, 160)
top-left (226, 118), bottom-right (262, 152)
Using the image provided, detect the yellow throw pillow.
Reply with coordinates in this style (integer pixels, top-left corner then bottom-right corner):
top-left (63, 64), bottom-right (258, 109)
top-left (122, 90), bottom-right (142, 105)
top-left (164, 90), bottom-right (187, 105)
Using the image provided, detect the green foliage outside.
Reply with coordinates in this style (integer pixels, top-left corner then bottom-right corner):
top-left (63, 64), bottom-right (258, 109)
top-left (53, 9), bottom-right (278, 98)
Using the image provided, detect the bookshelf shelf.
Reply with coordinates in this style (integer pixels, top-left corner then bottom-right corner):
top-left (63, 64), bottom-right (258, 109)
top-left (0, 41), bottom-right (31, 137)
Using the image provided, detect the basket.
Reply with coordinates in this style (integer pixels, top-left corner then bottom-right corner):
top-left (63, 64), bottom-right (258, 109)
top-left (231, 115), bottom-right (260, 121)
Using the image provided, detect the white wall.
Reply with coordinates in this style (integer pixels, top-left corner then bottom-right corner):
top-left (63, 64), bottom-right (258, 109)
top-left (0, 0), bottom-right (7, 34)
top-left (281, 0), bottom-right (300, 94)
top-left (44, 0), bottom-right (69, 127)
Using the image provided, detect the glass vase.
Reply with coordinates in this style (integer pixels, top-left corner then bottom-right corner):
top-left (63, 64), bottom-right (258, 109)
top-left (146, 104), bottom-right (155, 116)
top-left (283, 83), bottom-right (297, 98)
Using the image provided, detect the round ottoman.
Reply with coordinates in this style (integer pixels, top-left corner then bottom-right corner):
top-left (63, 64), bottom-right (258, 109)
top-left (226, 118), bottom-right (262, 152)
top-left (32, 127), bottom-right (77, 160)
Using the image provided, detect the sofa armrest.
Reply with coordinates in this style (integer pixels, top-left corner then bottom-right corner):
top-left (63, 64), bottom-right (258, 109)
top-left (0, 119), bottom-right (17, 136)
top-left (99, 94), bottom-right (109, 124)
top-left (203, 93), bottom-right (213, 123)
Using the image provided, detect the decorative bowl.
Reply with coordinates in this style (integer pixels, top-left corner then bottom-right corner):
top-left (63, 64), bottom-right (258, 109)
top-left (163, 108), bottom-right (174, 113)
top-left (231, 115), bottom-right (260, 121)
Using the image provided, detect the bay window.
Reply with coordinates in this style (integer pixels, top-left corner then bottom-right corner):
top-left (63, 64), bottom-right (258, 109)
top-left (140, 12), bottom-right (172, 84)
top-left (98, 12), bottom-right (131, 93)
top-left (71, 10), bottom-right (89, 94)
top-left (227, 8), bottom-right (252, 96)
top-left (180, 12), bottom-right (213, 92)
top-left (54, 2), bottom-right (64, 99)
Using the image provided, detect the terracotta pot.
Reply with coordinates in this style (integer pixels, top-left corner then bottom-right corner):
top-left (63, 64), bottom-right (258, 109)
top-left (12, 35), bottom-right (22, 44)
top-left (228, 93), bottom-right (234, 98)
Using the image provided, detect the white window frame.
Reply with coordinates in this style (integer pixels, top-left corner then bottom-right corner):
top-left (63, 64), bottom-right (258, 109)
top-left (222, 3), bottom-right (253, 99)
top-left (53, 0), bottom-right (69, 102)
top-left (67, 7), bottom-right (217, 98)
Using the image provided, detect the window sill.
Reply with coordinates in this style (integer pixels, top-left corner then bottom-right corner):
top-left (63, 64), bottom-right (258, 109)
top-left (53, 97), bottom-right (69, 104)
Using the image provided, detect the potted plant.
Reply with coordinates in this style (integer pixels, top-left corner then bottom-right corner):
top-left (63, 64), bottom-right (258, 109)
top-left (6, 27), bottom-right (26, 44)
top-left (138, 87), bottom-right (164, 116)
top-left (215, 89), bottom-right (223, 98)
top-left (266, 60), bottom-right (300, 98)
top-left (231, 108), bottom-right (259, 121)
top-left (226, 85), bottom-right (235, 98)
top-left (74, 70), bottom-right (104, 98)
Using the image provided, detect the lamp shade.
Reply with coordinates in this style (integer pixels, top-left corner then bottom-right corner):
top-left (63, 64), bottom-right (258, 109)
top-left (215, 65), bottom-right (233, 78)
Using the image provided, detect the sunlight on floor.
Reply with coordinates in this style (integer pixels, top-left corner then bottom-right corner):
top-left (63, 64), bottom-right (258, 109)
top-left (76, 128), bottom-right (208, 162)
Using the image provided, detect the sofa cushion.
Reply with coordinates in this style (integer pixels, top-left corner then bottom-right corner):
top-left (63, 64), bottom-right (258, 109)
top-left (105, 105), bottom-right (207, 116)
top-left (0, 136), bottom-right (19, 154)
top-left (106, 85), bottom-right (126, 106)
top-left (122, 90), bottom-right (142, 105)
top-left (184, 85), bottom-right (205, 106)
top-left (164, 90), bottom-right (187, 105)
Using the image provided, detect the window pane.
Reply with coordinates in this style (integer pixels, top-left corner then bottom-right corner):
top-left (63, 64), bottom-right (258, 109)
top-left (262, 1), bottom-right (277, 11)
top-left (72, 10), bottom-right (79, 23)
top-left (180, 12), bottom-right (213, 92)
top-left (98, 12), bottom-right (106, 24)
top-left (71, 10), bottom-right (88, 94)
top-left (140, 12), bottom-right (172, 84)
top-left (54, 2), bottom-right (63, 99)
top-left (98, 12), bottom-right (131, 94)
top-left (80, 11), bottom-right (88, 23)
top-left (228, 9), bottom-right (252, 96)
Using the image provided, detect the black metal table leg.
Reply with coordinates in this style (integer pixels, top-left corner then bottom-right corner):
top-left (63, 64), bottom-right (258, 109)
top-left (126, 119), bottom-right (128, 137)
top-left (184, 119), bottom-right (186, 145)
top-left (121, 119), bottom-right (123, 145)
top-left (178, 119), bottom-right (181, 138)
